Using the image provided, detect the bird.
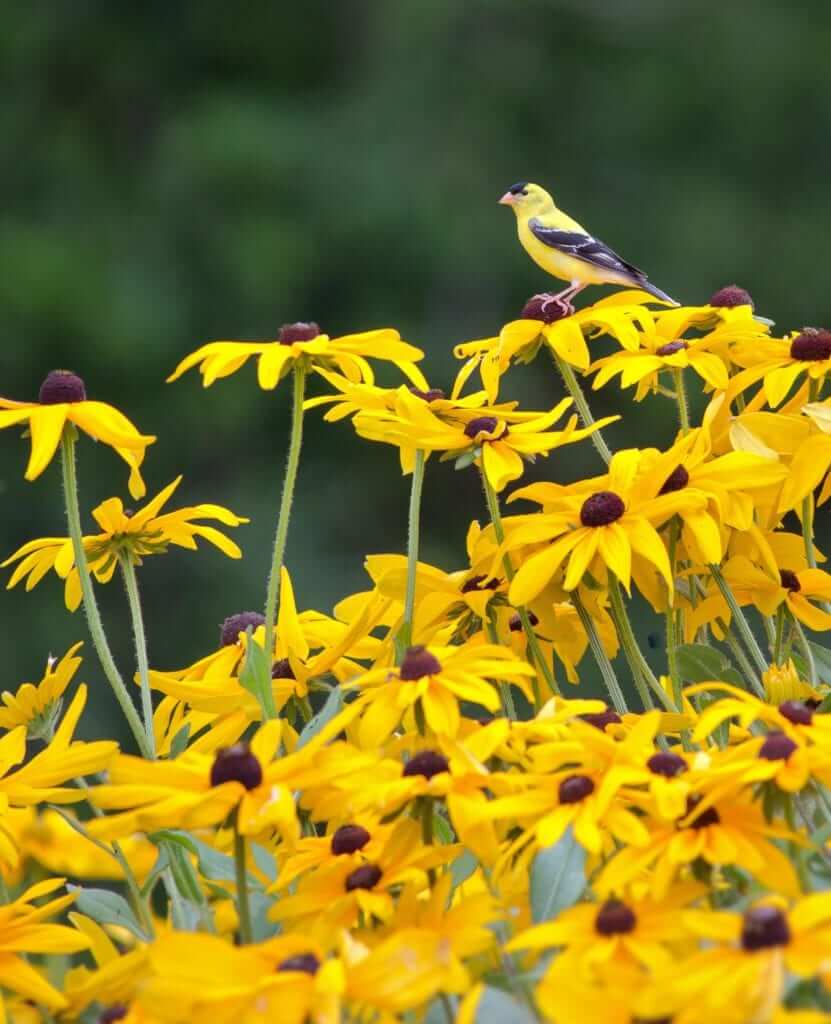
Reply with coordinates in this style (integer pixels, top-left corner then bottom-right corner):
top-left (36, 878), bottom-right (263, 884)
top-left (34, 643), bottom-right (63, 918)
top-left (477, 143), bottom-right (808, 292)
top-left (499, 181), bottom-right (676, 313)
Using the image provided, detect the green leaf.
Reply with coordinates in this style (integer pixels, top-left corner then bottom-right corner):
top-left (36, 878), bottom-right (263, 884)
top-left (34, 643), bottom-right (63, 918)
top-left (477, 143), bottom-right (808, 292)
top-left (529, 825), bottom-right (586, 923)
top-left (169, 723), bottom-right (191, 758)
top-left (68, 885), bottom-right (149, 941)
top-left (676, 643), bottom-right (743, 686)
top-left (251, 842), bottom-right (278, 883)
top-left (808, 642), bottom-right (831, 688)
top-left (454, 449), bottom-right (478, 470)
top-left (297, 687), bottom-right (344, 749)
top-left (154, 830), bottom-right (249, 885)
top-left (475, 987), bottom-right (537, 1024)
top-left (140, 847), bottom-right (171, 899)
top-left (450, 849), bottom-right (477, 889)
top-left (239, 626), bottom-right (276, 719)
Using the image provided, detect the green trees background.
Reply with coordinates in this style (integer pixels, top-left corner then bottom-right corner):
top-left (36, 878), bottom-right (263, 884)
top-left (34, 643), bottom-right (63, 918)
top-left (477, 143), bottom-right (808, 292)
top-left (2, 2), bottom-right (830, 736)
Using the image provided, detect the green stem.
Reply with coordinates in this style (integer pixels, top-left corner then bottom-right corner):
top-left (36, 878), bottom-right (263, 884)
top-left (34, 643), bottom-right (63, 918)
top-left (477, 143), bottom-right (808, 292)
top-left (708, 564), bottom-right (768, 677)
top-left (233, 814), bottom-right (253, 944)
top-left (607, 575), bottom-right (674, 711)
top-left (673, 367), bottom-right (691, 434)
top-left (60, 430), bottom-right (150, 757)
top-left (665, 520), bottom-right (683, 710)
top-left (398, 448), bottom-right (426, 655)
top-left (420, 797), bottom-right (434, 846)
top-left (263, 363), bottom-right (307, 693)
top-left (480, 471), bottom-right (556, 705)
top-left (717, 617), bottom-right (764, 696)
top-left (772, 606), bottom-right (786, 666)
top-left (791, 613), bottom-right (817, 685)
top-left (486, 608), bottom-right (518, 720)
top-left (119, 555), bottom-right (157, 758)
top-left (552, 352), bottom-right (612, 465)
top-left (802, 496), bottom-right (819, 570)
top-left (572, 591), bottom-right (628, 714)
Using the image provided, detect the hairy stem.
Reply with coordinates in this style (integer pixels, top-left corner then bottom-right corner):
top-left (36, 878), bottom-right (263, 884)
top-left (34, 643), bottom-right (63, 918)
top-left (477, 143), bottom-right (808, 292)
top-left (708, 564), bottom-right (768, 677)
top-left (673, 366), bottom-right (691, 434)
top-left (552, 353), bottom-right (612, 466)
top-left (119, 555), bottom-right (157, 758)
top-left (234, 813), bottom-right (253, 944)
top-left (398, 448), bottom-right (426, 655)
top-left (572, 591), bottom-right (628, 714)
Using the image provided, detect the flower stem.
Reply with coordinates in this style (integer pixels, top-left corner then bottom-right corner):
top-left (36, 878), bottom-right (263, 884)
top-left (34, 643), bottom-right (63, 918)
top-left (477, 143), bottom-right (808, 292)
top-left (60, 429), bottom-right (150, 757)
top-left (791, 612), bottom-right (817, 685)
top-left (607, 575), bottom-right (675, 711)
top-left (552, 353), bottom-right (612, 466)
top-left (480, 471), bottom-right (557, 705)
top-left (717, 617), bottom-right (764, 696)
top-left (398, 448), bottom-right (426, 655)
top-left (802, 496), bottom-right (819, 570)
top-left (673, 367), bottom-right (691, 434)
top-left (263, 363), bottom-right (307, 686)
top-left (572, 591), bottom-right (627, 714)
top-left (233, 812), bottom-right (253, 944)
top-left (708, 564), bottom-right (768, 677)
top-left (486, 608), bottom-right (518, 720)
top-left (119, 555), bottom-right (157, 759)
top-left (772, 605), bottom-right (786, 666)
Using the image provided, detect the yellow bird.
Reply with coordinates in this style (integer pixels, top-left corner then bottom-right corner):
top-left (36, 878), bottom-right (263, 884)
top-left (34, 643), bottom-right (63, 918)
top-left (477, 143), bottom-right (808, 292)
top-left (499, 181), bottom-right (676, 311)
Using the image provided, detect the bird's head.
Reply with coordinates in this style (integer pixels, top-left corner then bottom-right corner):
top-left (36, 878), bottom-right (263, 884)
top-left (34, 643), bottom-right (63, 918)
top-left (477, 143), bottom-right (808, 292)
top-left (498, 181), bottom-right (554, 215)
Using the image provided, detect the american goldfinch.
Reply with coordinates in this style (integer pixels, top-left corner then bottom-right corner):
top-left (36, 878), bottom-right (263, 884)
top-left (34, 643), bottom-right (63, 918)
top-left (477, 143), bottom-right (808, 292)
top-left (499, 181), bottom-right (676, 310)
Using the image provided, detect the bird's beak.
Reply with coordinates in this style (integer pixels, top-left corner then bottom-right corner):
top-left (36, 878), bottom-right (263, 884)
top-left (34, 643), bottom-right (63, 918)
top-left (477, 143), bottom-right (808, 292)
top-left (498, 192), bottom-right (516, 205)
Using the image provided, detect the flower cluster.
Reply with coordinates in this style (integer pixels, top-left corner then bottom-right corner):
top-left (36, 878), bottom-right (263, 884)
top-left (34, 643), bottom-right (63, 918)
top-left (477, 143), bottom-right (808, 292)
top-left (1, 293), bottom-right (831, 1023)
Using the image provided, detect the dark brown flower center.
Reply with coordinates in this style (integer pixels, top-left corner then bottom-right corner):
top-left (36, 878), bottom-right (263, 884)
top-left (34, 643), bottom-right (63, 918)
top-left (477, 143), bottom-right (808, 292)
top-left (580, 491), bottom-right (625, 527)
top-left (578, 707), bottom-right (622, 732)
top-left (99, 1008), bottom-right (128, 1024)
top-left (659, 464), bottom-right (690, 495)
top-left (558, 774), bottom-right (595, 804)
top-left (594, 899), bottom-right (637, 936)
top-left (684, 795), bottom-right (720, 829)
top-left (210, 743), bottom-right (263, 790)
top-left (741, 906), bottom-right (791, 951)
top-left (655, 340), bottom-right (688, 357)
top-left (220, 611), bottom-right (266, 646)
top-left (399, 645), bottom-right (442, 680)
top-left (520, 293), bottom-right (574, 324)
top-left (509, 610), bottom-right (538, 632)
top-left (647, 751), bottom-right (688, 778)
top-left (710, 285), bottom-right (754, 309)
top-left (277, 953), bottom-right (320, 974)
top-left (39, 369), bottom-right (86, 404)
top-left (779, 569), bottom-right (800, 593)
top-left (331, 824), bottom-right (371, 855)
top-left (790, 328), bottom-right (831, 362)
top-left (271, 658), bottom-right (296, 679)
top-left (758, 731), bottom-right (798, 761)
top-left (403, 749), bottom-right (449, 779)
top-left (464, 416), bottom-right (504, 439)
top-left (408, 386), bottom-right (446, 402)
top-left (345, 863), bottom-right (382, 892)
top-left (279, 322), bottom-right (321, 345)
top-left (778, 700), bottom-right (814, 726)
top-left (461, 574), bottom-right (500, 594)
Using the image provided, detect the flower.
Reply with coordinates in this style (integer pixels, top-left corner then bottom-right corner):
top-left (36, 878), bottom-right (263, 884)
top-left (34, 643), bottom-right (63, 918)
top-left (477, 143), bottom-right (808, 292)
top-left (504, 448), bottom-right (707, 605)
top-left (3, 477), bottom-right (249, 611)
top-left (344, 643), bottom-right (535, 745)
top-left (0, 878), bottom-right (90, 1016)
top-left (167, 322), bottom-right (424, 390)
top-left (353, 390), bottom-right (617, 491)
top-left (0, 642), bottom-right (82, 736)
top-left (730, 328), bottom-right (831, 407)
top-left (0, 370), bottom-right (155, 497)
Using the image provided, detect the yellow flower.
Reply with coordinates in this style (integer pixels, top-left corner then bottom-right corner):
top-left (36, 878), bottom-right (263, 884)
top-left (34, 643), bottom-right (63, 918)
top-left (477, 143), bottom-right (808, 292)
top-left (641, 895), bottom-right (831, 1024)
top-left (345, 643), bottom-right (535, 745)
top-left (0, 877), bottom-right (90, 1016)
top-left (0, 370), bottom-right (155, 497)
top-left (0, 685), bottom-right (117, 867)
top-left (353, 389), bottom-right (616, 491)
top-left (167, 321), bottom-right (424, 390)
top-left (0, 642), bottom-right (82, 736)
top-left (62, 914), bottom-right (149, 1021)
top-left (3, 477), bottom-right (248, 612)
top-left (454, 290), bottom-right (659, 402)
top-left (730, 327), bottom-right (831, 407)
top-left (505, 448), bottom-right (707, 605)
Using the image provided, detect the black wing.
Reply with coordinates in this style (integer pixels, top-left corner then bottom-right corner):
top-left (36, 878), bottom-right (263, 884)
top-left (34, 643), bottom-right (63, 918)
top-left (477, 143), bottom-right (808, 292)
top-left (528, 220), bottom-right (646, 280)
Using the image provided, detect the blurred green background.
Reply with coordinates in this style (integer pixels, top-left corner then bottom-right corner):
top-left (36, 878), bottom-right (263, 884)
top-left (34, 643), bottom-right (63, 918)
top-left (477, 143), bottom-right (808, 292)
top-left (2, 2), bottom-right (830, 740)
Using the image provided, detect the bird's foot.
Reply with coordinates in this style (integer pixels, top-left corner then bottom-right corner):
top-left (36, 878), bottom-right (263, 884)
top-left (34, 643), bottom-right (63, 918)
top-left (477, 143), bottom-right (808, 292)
top-left (540, 292), bottom-right (576, 319)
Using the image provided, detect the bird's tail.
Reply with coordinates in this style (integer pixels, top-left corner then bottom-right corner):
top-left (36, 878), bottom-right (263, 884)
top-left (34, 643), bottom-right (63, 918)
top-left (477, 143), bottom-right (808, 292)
top-left (635, 278), bottom-right (679, 306)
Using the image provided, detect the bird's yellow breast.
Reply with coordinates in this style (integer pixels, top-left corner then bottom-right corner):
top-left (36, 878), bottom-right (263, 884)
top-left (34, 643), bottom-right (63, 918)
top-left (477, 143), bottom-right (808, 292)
top-left (516, 219), bottom-right (629, 287)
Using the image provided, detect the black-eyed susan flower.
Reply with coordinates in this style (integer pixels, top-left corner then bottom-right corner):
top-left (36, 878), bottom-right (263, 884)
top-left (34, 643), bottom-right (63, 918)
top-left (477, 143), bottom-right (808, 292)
top-left (730, 327), bottom-right (831, 407)
top-left (640, 896), bottom-right (831, 1024)
top-left (0, 642), bottom-right (82, 738)
top-left (3, 477), bottom-right (248, 611)
top-left (0, 878), bottom-right (91, 1016)
top-left (505, 448), bottom-right (707, 605)
top-left (167, 321), bottom-right (424, 389)
top-left (0, 370), bottom-right (155, 497)
top-left (344, 643), bottom-right (535, 745)
top-left (353, 391), bottom-right (616, 492)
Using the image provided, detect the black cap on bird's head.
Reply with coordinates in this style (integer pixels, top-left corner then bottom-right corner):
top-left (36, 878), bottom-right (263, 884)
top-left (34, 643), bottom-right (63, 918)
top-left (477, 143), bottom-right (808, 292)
top-left (499, 181), bottom-right (529, 204)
